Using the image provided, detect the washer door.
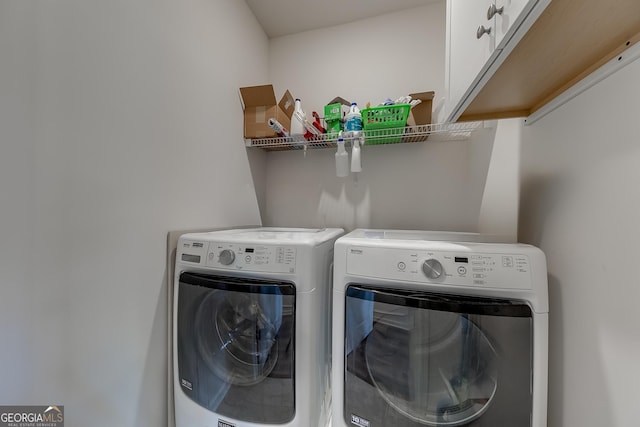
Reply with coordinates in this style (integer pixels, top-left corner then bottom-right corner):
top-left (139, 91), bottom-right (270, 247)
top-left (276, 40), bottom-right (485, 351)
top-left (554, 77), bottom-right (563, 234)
top-left (195, 289), bottom-right (281, 386)
top-left (177, 272), bottom-right (295, 424)
top-left (365, 309), bottom-right (497, 425)
top-left (344, 285), bottom-right (533, 427)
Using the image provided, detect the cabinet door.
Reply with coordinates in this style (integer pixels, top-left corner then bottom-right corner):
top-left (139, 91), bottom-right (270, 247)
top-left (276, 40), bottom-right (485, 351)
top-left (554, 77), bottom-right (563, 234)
top-left (445, 0), bottom-right (496, 121)
top-left (494, 0), bottom-right (538, 48)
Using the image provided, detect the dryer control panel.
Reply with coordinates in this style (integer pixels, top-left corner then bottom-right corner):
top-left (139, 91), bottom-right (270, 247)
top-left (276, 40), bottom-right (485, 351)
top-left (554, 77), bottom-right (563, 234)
top-left (178, 239), bottom-right (297, 274)
top-left (346, 245), bottom-right (532, 290)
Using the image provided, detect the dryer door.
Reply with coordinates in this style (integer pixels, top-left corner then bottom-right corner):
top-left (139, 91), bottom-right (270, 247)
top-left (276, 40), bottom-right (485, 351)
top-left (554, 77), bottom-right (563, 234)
top-left (177, 272), bottom-right (295, 424)
top-left (343, 285), bottom-right (533, 427)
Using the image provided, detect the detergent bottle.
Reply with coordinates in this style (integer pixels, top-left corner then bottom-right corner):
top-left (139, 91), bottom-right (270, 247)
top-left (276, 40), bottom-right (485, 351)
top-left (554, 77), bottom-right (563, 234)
top-left (343, 103), bottom-right (363, 137)
top-left (290, 99), bottom-right (306, 137)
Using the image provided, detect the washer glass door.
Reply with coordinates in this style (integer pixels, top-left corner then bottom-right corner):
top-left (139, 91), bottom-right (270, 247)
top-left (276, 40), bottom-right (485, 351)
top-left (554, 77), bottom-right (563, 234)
top-left (178, 272), bottom-right (295, 424)
top-left (344, 285), bottom-right (533, 427)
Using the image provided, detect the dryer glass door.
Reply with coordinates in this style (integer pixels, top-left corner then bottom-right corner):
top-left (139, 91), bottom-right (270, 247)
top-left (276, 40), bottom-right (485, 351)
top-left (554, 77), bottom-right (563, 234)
top-left (344, 285), bottom-right (533, 427)
top-left (177, 272), bottom-right (295, 424)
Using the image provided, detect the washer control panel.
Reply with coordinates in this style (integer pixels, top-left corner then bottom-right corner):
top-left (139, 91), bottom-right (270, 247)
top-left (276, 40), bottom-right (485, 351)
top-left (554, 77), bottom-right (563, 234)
top-left (346, 245), bottom-right (532, 289)
top-left (206, 242), bottom-right (296, 273)
top-left (178, 240), bottom-right (297, 274)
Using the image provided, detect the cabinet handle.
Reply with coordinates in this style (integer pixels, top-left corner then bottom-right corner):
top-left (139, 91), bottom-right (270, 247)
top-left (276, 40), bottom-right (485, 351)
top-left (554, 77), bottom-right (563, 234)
top-left (477, 25), bottom-right (492, 39)
top-left (487, 4), bottom-right (504, 20)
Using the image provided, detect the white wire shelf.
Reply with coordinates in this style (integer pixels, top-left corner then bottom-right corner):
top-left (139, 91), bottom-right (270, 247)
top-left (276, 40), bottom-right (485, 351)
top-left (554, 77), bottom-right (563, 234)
top-left (244, 122), bottom-right (487, 151)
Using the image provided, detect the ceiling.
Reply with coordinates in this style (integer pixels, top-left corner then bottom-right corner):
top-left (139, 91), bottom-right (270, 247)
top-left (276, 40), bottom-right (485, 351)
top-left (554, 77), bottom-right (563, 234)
top-left (245, 0), bottom-right (441, 38)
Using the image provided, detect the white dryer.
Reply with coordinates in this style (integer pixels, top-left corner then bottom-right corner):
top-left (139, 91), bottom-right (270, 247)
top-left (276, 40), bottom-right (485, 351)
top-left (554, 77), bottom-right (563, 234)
top-left (173, 227), bottom-right (343, 427)
top-left (332, 229), bottom-right (548, 427)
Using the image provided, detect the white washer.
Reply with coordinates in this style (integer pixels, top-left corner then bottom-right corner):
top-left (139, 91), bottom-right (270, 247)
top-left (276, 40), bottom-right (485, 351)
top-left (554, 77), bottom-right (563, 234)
top-left (332, 229), bottom-right (548, 427)
top-left (174, 227), bottom-right (343, 427)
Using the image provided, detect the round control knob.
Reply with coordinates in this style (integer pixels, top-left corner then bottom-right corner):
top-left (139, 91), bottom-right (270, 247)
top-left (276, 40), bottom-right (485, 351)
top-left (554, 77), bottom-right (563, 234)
top-left (218, 249), bottom-right (235, 265)
top-left (422, 258), bottom-right (444, 280)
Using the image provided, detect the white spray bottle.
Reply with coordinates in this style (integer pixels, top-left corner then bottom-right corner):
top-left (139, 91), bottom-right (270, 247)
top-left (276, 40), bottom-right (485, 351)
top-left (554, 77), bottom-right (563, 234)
top-left (335, 135), bottom-right (349, 177)
top-left (351, 131), bottom-right (362, 173)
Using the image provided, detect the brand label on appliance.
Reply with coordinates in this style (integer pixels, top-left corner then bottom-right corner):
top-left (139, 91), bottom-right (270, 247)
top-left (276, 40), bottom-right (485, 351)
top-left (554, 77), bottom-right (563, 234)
top-left (180, 378), bottom-right (192, 391)
top-left (218, 419), bottom-right (235, 427)
top-left (351, 414), bottom-right (370, 427)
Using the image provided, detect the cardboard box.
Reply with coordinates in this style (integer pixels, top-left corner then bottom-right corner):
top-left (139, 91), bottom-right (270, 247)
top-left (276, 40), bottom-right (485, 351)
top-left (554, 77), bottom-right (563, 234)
top-left (325, 97), bottom-right (351, 122)
top-left (239, 85), bottom-right (295, 139)
top-left (324, 97), bottom-right (351, 137)
top-left (406, 91), bottom-right (435, 126)
top-left (404, 91), bottom-right (435, 143)
top-left (324, 103), bottom-right (342, 123)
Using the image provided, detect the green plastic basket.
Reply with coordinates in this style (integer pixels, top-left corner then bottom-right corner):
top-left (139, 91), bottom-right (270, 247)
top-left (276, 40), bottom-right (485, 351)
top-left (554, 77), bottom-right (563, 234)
top-left (362, 104), bottom-right (411, 144)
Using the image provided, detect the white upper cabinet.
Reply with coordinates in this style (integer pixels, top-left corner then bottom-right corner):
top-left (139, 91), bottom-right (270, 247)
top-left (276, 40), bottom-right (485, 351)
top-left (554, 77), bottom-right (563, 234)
top-left (444, 0), bottom-right (498, 123)
top-left (444, 0), bottom-right (552, 122)
top-left (493, 0), bottom-right (534, 48)
top-left (444, 0), bottom-right (640, 123)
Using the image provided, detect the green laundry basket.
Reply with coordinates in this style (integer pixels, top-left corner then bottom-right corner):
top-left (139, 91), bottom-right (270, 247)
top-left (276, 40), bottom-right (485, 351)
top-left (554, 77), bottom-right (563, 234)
top-left (362, 104), bottom-right (411, 144)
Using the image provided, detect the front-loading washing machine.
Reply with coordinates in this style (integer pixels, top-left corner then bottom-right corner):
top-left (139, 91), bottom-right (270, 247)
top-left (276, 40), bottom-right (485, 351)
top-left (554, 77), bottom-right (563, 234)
top-left (173, 227), bottom-right (343, 427)
top-left (332, 229), bottom-right (548, 427)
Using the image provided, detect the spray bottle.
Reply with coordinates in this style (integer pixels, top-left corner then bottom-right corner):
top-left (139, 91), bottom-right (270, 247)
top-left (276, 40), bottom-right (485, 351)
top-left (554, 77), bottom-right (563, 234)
top-left (335, 135), bottom-right (349, 177)
top-left (268, 118), bottom-right (289, 137)
top-left (351, 131), bottom-right (362, 173)
top-left (312, 112), bottom-right (326, 134)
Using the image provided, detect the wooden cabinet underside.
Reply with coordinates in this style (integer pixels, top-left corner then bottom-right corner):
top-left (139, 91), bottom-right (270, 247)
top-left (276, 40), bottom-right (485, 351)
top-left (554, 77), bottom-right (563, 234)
top-left (458, 0), bottom-right (640, 121)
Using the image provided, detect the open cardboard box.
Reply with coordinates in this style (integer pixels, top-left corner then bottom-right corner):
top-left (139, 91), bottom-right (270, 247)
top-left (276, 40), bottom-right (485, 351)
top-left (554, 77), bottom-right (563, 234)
top-left (404, 91), bottom-right (435, 143)
top-left (406, 91), bottom-right (435, 126)
top-left (325, 96), bottom-right (351, 120)
top-left (239, 85), bottom-right (295, 139)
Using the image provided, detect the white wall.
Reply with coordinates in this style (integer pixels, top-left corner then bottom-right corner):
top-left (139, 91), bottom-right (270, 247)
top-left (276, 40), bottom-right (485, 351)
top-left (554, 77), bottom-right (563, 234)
top-left (520, 58), bottom-right (640, 426)
top-left (261, 2), bottom-right (517, 236)
top-left (263, 2), bottom-right (483, 232)
top-left (0, 0), bottom-right (37, 402)
top-left (269, 4), bottom-right (447, 119)
top-left (0, 0), bottom-right (265, 425)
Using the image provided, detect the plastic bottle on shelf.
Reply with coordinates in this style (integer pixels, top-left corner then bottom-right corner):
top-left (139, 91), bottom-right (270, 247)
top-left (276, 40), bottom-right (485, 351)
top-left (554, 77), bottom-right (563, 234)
top-left (290, 98), bottom-right (306, 138)
top-left (344, 102), bottom-right (363, 137)
top-left (351, 133), bottom-right (362, 173)
top-left (335, 136), bottom-right (349, 177)
top-left (268, 118), bottom-right (289, 138)
top-left (312, 111), bottom-right (327, 134)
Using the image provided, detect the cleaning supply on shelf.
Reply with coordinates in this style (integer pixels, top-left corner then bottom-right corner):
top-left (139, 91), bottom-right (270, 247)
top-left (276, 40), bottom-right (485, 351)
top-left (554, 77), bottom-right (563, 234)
top-left (324, 103), bottom-right (342, 138)
top-left (344, 103), bottom-right (363, 137)
top-left (302, 118), bottom-right (322, 140)
top-left (335, 135), bottom-right (349, 177)
top-left (291, 99), bottom-right (322, 141)
top-left (290, 98), bottom-right (307, 138)
top-left (394, 95), bottom-right (412, 105)
top-left (351, 132), bottom-right (362, 173)
top-left (268, 118), bottom-right (290, 137)
top-left (312, 112), bottom-right (326, 134)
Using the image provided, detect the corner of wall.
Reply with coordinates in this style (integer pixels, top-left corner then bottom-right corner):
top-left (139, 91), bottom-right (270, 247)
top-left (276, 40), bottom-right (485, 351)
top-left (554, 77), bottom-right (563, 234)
top-left (477, 118), bottom-right (523, 242)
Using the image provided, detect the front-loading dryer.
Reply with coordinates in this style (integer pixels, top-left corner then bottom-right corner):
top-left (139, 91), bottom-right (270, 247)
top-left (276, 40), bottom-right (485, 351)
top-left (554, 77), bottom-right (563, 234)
top-left (173, 227), bottom-right (343, 427)
top-left (332, 229), bottom-right (549, 427)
